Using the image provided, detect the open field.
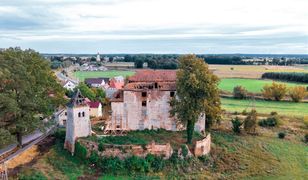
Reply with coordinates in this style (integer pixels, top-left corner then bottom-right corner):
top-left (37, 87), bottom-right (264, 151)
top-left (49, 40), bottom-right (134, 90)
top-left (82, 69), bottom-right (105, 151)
top-left (74, 70), bottom-right (135, 81)
top-left (210, 65), bottom-right (307, 78)
top-left (221, 97), bottom-right (308, 116)
top-left (219, 78), bottom-right (306, 93)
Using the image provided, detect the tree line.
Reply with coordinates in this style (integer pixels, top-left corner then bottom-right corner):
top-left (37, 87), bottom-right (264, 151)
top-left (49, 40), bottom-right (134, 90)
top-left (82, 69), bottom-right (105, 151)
top-left (262, 72), bottom-right (308, 83)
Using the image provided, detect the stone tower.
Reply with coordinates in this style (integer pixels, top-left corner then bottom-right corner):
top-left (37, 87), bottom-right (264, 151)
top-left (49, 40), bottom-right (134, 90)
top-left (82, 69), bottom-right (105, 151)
top-left (64, 89), bottom-right (91, 154)
top-left (96, 52), bottom-right (100, 62)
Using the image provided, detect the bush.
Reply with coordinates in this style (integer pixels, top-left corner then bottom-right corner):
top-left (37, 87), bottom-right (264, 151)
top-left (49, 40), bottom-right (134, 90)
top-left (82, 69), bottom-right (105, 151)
top-left (262, 82), bottom-right (287, 101)
top-left (181, 144), bottom-right (189, 157)
top-left (303, 116), bottom-right (308, 129)
top-left (258, 114), bottom-right (280, 127)
top-left (242, 110), bottom-right (248, 115)
top-left (278, 132), bottom-right (286, 139)
top-left (231, 117), bottom-right (243, 134)
top-left (89, 151), bottom-right (100, 164)
top-left (289, 86), bottom-right (307, 102)
top-left (75, 142), bottom-right (87, 159)
top-left (304, 134), bottom-right (308, 143)
top-left (233, 86), bottom-right (248, 99)
top-left (244, 110), bottom-right (257, 134)
top-left (53, 129), bottom-right (66, 142)
top-left (98, 142), bottom-right (104, 151)
top-left (145, 154), bottom-right (165, 172)
top-left (125, 155), bottom-right (149, 174)
top-left (99, 156), bottom-right (125, 174)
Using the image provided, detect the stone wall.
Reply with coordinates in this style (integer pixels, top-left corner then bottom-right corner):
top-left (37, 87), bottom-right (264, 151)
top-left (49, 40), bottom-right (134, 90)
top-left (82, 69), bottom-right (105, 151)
top-left (194, 134), bottom-right (211, 157)
top-left (79, 139), bottom-right (173, 159)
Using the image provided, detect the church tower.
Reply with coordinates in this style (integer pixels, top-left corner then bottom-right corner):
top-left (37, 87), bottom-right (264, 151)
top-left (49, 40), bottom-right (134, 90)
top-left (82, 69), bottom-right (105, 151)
top-left (96, 52), bottom-right (101, 62)
top-left (64, 89), bottom-right (91, 154)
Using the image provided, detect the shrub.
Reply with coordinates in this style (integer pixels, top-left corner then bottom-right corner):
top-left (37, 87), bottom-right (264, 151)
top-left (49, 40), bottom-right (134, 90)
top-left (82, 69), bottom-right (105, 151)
top-left (145, 154), bottom-right (165, 172)
top-left (75, 142), bottom-right (87, 159)
top-left (278, 132), bottom-right (286, 139)
top-left (244, 110), bottom-right (257, 134)
top-left (304, 134), bottom-right (308, 143)
top-left (125, 155), bottom-right (149, 174)
top-left (231, 117), bottom-right (243, 134)
top-left (242, 110), bottom-right (248, 115)
top-left (262, 82), bottom-right (287, 101)
top-left (198, 155), bottom-right (210, 165)
top-left (258, 114), bottom-right (280, 127)
top-left (89, 151), bottom-right (100, 164)
top-left (303, 116), bottom-right (308, 129)
top-left (181, 144), bottom-right (189, 157)
top-left (99, 156), bottom-right (125, 174)
top-left (53, 129), bottom-right (66, 142)
top-left (233, 86), bottom-right (248, 99)
top-left (98, 142), bottom-right (104, 151)
top-left (289, 86), bottom-right (307, 102)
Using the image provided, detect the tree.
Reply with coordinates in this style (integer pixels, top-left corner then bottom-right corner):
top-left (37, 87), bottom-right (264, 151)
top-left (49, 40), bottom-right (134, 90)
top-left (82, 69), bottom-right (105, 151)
top-left (233, 86), bottom-right (248, 99)
top-left (0, 48), bottom-right (66, 146)
top-left (262, 82), bottom-right (287, 101)
top-left (77, 83), bottom-right (96, 101)
top-left (289, 86), bottom-right (307, 102)
top-left (134, 59), bottom-right (144, 68)
top-left (171, 55), bottom-right (220, 143)
top-left (244, 109), bottom-right (257, 134)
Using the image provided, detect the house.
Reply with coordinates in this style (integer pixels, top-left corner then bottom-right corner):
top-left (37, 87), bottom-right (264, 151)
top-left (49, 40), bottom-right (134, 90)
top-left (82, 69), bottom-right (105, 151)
top-left (106, 70), bottom-right (205, 132)
top-left (63, 80), bottom-right (77, 91)
top-left (87, 101), bottom-right (103, 117)
top-left (85, 78), bottom-right (109, 88)
top-left (55, 109), bottom-right (68, 127)
top-left (105, 76), bottom-right (125, 99)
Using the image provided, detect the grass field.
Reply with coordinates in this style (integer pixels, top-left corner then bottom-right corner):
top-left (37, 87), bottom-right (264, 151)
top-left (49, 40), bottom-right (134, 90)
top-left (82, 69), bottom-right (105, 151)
top-left (74, 70), bottom-right (135, 81)
top-left (221, 97), bottom-right (308, 116)
top-left (219, 78), bottom-right (306, 93)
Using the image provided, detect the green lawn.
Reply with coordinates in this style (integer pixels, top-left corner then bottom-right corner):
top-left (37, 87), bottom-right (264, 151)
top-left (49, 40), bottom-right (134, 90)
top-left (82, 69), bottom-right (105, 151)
top-left (221, 97), bottom-right (308, 116)
top-left (219, 78), bottom-right (306, 93)
top-left (74, 70), bottom-right (135, 81)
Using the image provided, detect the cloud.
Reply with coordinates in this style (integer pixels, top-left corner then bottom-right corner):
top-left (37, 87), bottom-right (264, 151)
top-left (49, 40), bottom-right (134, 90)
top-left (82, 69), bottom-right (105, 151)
top-left (0, 0), bottom-right (307, 53)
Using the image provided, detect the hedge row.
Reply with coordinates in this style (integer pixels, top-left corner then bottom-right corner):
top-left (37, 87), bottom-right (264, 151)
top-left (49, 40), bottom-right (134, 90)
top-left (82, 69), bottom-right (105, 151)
top-left (262, 72), bottom-right (308, 83)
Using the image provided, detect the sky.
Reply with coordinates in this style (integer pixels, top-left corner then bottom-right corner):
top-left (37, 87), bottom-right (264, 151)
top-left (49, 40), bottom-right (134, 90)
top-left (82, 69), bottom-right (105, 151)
top-left (0, 0), bottom-right (307, 54)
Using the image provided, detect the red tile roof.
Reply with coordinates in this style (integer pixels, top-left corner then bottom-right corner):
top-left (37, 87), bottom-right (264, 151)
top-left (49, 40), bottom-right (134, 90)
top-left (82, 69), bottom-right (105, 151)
top-left (128, 70), bottom-right (176, 82)
top-left (87, 101), bottom-right (101, 108)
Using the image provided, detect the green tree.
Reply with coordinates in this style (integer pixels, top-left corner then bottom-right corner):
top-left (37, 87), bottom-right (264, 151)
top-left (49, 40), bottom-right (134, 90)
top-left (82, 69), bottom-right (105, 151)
top-left (233, 85), bottom-right (248, 99)
top-left (171, 55), bottom-right (220, 143)
top-left (76, 82), bottom-right (96, 100)
top-left (0, 48), bottom-right (66, 146)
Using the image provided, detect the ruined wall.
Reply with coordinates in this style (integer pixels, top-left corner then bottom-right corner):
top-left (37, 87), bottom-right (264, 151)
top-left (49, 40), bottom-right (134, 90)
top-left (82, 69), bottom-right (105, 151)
top-left (194, 134), bottom-right (211, 157)
top-left (124, 90), bottom-right (178, 131)
top-left (79, 139), bottom-right (173, 159)
top-left (64, 105), bottom-right (92, 154)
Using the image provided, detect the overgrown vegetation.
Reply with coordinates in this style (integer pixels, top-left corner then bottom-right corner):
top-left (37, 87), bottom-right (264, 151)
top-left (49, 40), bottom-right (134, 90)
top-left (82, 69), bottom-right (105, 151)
top-left (288, 86), bottom-right (307, 102)
top-left (244, 110), bottom-right (257, 134)
top-left (231, 117), bottom-right (243, 134)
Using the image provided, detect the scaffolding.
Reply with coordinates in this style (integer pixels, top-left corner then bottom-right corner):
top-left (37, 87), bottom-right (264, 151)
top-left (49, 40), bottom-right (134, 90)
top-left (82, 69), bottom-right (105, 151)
top-left (0, 162), bottom-right (8, 180)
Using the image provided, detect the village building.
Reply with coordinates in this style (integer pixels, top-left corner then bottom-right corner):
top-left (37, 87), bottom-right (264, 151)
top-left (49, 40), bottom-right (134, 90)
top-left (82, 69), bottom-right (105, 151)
top-left (85, 77), bottom-right (109, 88)
top-left (62, 80), bottom-right (77, 91)
top-left (105, 76), bottom-right (125, 98)
top-left (64, 90), bottom-right (92, 154)
top-left (107, 70), bottom-right (205, 133)
top-left (87, 101), bottom-right (103, 117)
top-left (55, 109), bottom-right (67, 127)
